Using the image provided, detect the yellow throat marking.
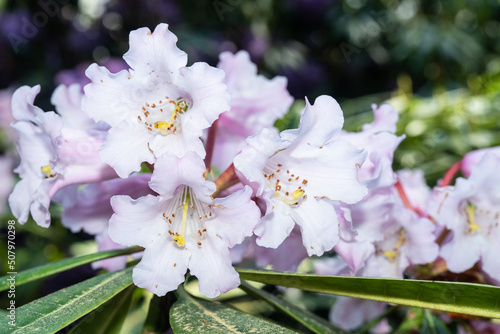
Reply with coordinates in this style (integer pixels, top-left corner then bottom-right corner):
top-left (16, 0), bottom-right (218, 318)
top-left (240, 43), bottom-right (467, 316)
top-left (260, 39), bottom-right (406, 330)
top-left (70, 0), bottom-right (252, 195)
top-left (467, 203), bottom-right (480, 233)
top-left (173, 200), bottom-right (189, 247)
top-left (41, 165), bottom-right (53, 178)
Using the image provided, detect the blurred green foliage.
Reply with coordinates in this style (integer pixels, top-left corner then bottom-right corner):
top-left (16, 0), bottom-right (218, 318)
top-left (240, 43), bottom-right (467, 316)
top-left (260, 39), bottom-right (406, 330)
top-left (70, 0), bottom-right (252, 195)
top-left (2, 0), bottom-right (500, 99)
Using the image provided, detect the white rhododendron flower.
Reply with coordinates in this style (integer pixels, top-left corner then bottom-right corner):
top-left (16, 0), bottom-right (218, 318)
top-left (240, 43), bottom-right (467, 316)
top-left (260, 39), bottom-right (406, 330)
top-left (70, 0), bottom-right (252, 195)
top-left (82, 23), bottom-right (230, 177)
top-left (234, 95), bottom-right (368, 256)
top-left (108, 152), bottom-right (261, 297)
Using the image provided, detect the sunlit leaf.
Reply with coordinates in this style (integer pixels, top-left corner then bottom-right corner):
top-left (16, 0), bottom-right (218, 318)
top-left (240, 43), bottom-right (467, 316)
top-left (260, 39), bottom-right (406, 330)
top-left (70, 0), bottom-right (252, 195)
top-left (0, 246), bottom-right (142, 292)
top-left (67, 285), bottom-right (135, 334)
top-left (238, 269), bottom-right (500, 319)
top-left (421, 309), bottom-right (453, 334)
top-left (170, 286), bottom-right (298, 333)
top-left (239, 281), bottom-right (345, 334)
top-left (2, 267), bottom-right (133, 334)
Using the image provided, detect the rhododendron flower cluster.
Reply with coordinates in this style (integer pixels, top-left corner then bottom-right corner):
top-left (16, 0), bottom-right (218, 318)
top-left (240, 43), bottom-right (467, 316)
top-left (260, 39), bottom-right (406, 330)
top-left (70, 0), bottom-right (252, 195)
top-left (7, 22), bottom-right (500, 324)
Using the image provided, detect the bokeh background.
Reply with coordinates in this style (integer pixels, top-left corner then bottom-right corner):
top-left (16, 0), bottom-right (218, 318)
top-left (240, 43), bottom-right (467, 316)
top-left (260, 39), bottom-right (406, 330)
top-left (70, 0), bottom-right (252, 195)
top-left (1, 0), bottom-right (500, 331)
top-left (2, 0), bottom-right (500, 179)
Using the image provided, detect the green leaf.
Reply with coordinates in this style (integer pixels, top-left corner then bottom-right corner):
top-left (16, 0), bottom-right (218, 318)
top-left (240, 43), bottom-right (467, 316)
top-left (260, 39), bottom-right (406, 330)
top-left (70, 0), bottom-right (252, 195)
top-left (142, 293), bottom-right (178, 333)
top-left (274, 100), bottom-right (304, 132)
top-left (0, 246), bottom-right (142, 292)
top-left (237, 269), bottom-right (500, 319)
top-left (395, 308), bottom-right (424, 333)
top-left (67, 285), bottom-right (136, 334)
top-left (2, 267), bottom-right (134, 334)
top-left (170, 286), bottom-right (298, 333)
top-left (239, 281), bottom-right (345, 334)
top-left (421, 309), bottom-right (453, 334)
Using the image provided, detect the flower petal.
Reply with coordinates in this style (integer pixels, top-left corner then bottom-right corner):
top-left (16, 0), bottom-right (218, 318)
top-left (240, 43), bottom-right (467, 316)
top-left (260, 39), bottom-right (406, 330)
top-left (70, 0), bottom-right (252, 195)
top-left (99, 120), bottom-right (155, 178)
top-left (149, 152), bottom-right (215, 202)
top-left (363, 103), bottom-right (399, 133)
top-left (481, 229), bottom-right (500, 280)
top-left (287, 139), bottom-right (368, 204)
top-left (255, 200), bottom-right (295, 249)
top-left (62, 174), bottom-right (151, 235)
top-left (51, 84), bottom-right (94, 129)
top-left (179, 62), bottom-right (230, 131)
top-left (82, 64), bottom-right (135, 127)
top-left (109, 194), bottom-right (166, 247)
top-left (281, 95), bottom-right (344, 149)
top-left (330, 297), bottom-right (387, 331)
top-left (8, 178), bottom-right (36, 225)
top-left (334, 240), bottom-right (375, 274)
top-left (290, 198), bottom-right (339, 256)
top-left (123, 23), bottom-right (187, 76)
top-left (11, 85), bottom-right (44, 121)
top-left (255, 231), bottom-right (309, 272)
top-left (440, 232), bottom-right (482, 273)
top-left (209, 186), bottom-right (260, 248)
top-left (233, 128), bottom-right (290, 195)
top-left (189, 233), bottom-right (240, 298)
top-left (148, 128), bottom-right (206, 159)
top-left (133, 237), bottom-right (190, 296)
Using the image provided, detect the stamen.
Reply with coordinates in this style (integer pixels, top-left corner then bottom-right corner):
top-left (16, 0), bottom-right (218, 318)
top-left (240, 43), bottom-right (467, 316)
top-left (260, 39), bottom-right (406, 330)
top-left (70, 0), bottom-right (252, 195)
top-left (292, 189), bottom-right (305, 199)
top-left (281, 188), bottom-right (306, 205)
top-left (383, 251), bottom-right (397, 262)
top-left (41, 165), bottom-right (54, 178)
top-left (383, 230), bottom-right (406, 262)
top-left (180, 196), bottom-right (189, 238)
top-left (466, 203), bottom-right (480, 233)
top-left (173, 235), bottom-right (185, 246)
top-left (141, 98), bottom-right (190, 136)
top-left (154, 121), bottom-right (169, 129)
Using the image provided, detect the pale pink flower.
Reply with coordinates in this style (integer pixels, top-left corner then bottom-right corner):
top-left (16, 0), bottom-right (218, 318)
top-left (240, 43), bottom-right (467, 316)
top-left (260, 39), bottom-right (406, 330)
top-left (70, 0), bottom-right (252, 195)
top-left (337, 103), bottom-right (404, 191)
top-left (314, 257), bottom-right (390, 332)
top-left (461, 146), bottom-right (500, 177)
top-left (429, 152), bottom-right (500, 280)
top-left (8, 85), bottom-right (116, 227)
top-left (62, 174), bottom-right (152, 271)
top-left (335, 170), bottom-right (438, 277)
top-left (212, 50), bottom-right (293, 170)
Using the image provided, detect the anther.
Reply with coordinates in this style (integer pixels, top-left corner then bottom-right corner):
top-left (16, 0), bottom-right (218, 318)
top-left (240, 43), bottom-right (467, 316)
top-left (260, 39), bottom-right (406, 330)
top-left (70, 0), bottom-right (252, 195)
top-left (173, 235), bottom-right (185, 246)
top-left (292, 189), bottom-right (305, 199)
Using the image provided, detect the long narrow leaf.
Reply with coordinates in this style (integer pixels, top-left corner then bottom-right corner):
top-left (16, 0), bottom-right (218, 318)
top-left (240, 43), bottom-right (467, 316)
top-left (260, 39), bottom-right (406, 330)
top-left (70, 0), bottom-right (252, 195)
top-left (239, 281), bottom-right (345, 334)
top-left (2, 267), bottom-right (133, 334)
top-left (170, 285), bottom-right (298, 333)
top-left (237, 269), bottom-right (500, 319)
top-left (0, 246), bottom-right (142, 292)
top-left (67, 285), bottom-right (136, 334)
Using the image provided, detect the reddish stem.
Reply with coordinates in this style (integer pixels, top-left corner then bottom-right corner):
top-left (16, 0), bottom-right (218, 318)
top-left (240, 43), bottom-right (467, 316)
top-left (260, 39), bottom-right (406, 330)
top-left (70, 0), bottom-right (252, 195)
top-left (213, 163), bottom-right (240, 197)
top-left (395, 178), bottom-right (431, 219)
top-left (395, 179), bottom-right (413, 211)
top-left (439, 161), bottom-right (462, 187)
top-left (204, 119), bottom-right (219, 172)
